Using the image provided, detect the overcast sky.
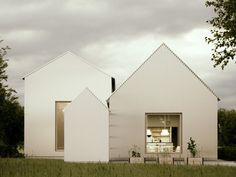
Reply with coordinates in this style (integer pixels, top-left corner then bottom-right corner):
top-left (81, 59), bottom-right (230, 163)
top-left (0, 0), bottom-right (235, 109)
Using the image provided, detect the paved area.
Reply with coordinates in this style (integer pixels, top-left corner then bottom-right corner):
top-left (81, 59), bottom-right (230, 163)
top-left (204, 160), bottom-right (236, 166)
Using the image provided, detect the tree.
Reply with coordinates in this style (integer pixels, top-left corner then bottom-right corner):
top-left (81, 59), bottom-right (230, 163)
top-left (218, 108), bottom-right (236, 160)
top-left (205, 0), bottom-right (236, 69)
top-left (218, 108), bottom-right (236, 146)
top-left (0, 40), bottom-right (24, 157)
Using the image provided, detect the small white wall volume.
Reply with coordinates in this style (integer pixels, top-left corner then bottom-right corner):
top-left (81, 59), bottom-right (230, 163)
top-left (64, 88), bottom-right (109, 162)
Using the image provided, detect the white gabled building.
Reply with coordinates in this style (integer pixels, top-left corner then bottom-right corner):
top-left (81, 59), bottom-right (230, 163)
top-left (24, 43), bottom-right (218, 162)
top-left (24, 52), bottom-right (113, 158)
top-left (108, 44), bottom-right (218, 160)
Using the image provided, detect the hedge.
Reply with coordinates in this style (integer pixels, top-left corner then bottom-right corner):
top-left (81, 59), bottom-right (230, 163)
top-left (218, 146), bottom-right (236, 161)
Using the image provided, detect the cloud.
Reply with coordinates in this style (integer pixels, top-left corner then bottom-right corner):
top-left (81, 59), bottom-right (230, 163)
top-left (0, 0), bottom-right (235, 109)
top-left (1, 0), bottom-right (213, 54)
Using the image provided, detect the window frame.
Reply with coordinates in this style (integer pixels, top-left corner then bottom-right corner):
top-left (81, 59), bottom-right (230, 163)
top-left (55, 101), bottom-right (71, 151)
top-left (145, 112), bottom-right (183, 154)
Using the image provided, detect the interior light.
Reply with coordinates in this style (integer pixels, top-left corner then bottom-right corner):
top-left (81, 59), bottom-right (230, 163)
top-left (147, 129), bottom-right (152, 137)
top-left (161, 129), bottom-right (169, 136)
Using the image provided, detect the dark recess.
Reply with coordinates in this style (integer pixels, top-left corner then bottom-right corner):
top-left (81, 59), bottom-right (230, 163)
top-left (112, 77), bottom-right (116, 92)
top-left (172, 127), bottom-right (178, 148)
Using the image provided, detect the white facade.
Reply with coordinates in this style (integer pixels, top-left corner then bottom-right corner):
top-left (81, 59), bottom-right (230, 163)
top-left (24, 44), bottom-right (218, 161)
top-left (108, 44), bottom-right (218, 159)
top-left (24, 52), bottom-right (112, 158)
top-left (64, 88), bottom-right (109, 162)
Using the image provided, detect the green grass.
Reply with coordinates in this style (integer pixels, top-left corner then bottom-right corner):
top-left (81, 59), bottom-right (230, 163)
top-left (0, 158), bottom-right (236, 177)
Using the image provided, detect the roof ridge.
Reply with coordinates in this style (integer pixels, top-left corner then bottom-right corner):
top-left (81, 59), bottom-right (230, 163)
top-left (163, 44), bottom-right (219, 100)
top-left (107, 43), bottom-right (219, 101)
top-left (84, 87), bottom-right (108, 109)
top-left (65, 88), bottom-right (108, 112)
top-left (107, 43), bottom-right (164, 100)
top-left (22, 51), bottom-right (113, 79)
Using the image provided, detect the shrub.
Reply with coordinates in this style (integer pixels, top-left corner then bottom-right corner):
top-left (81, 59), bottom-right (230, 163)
top-left (218, 146), bottom-right (236, 161)
top-left (187, 137), bottom-right (198, 157)
top-left (0, 144), bottom-right (23, 157)
top-left (128, 145), bottom-right (141, 157)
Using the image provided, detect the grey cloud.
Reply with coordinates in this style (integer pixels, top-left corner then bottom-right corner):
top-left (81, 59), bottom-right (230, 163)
top-left (211, 74), bottom-right (236, 98)
top-left (200, 68), bottom-right (236, 109)
top-left (1, 0), bottom-right (212, 55)
top-left (0, 0), bottom-right (235, 109)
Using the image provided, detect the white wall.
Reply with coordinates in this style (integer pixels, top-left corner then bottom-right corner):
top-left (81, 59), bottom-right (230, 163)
top-left (24, 52), bottom-right (112, 158)
top-left (109, 44), bottom-right (218, 159)
top-left (64, 88), bottom-right (109, 162)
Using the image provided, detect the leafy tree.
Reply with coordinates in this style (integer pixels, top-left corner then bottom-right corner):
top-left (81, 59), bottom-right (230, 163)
top-left (218, 108), bottom-right (236, 146)
top-left (0, 40), bottom-right (24, 157)
top-left (218, 108), bottom-right (236, 160)
top-left (205, 0), bottom-right (236, 69)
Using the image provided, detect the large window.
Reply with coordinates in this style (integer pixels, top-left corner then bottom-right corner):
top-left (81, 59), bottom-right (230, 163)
top-left (55, 101), bottom-right (70, 151)
top-left (146, 113), bottom-right (182, 153)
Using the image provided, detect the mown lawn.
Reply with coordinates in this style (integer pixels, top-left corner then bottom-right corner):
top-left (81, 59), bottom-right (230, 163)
top-left (0, 158), bottom-right (236, 177)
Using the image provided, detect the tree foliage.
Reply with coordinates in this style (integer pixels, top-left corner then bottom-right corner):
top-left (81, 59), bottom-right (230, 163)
top-left (205, 0), bottom-right (236, 69)
top-left (218, 108), bottom-right (236, 160)
top-left (218, 108), bottom-right (236, 146)
top-left (0, 40), bottom-right (24, 157)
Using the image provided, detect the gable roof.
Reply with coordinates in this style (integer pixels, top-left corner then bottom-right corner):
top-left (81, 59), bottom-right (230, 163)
top-left (64, 88), bottom-right (108, 113)
top-left (107, 43), bottom-right (219, 101)
top-left (22, 51), bottom-right (112, 79)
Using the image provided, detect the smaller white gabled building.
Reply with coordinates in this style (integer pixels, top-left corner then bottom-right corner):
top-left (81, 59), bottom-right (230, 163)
top-left (64, 88), bottom-right (109, 162)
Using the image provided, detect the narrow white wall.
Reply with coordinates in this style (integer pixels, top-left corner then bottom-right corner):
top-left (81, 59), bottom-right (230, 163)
top-left (64, 89), bottom-right (109, 162)
top-left (24, 52), bottom-right (111, 158)
top-left (109, 44), bottom-right (218, 159)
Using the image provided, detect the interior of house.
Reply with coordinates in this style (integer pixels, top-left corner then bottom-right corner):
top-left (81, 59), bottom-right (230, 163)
top-left (146, 114), bottom-right (181, 153)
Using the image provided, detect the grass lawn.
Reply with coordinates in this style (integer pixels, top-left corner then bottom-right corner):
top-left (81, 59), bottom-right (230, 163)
top-left (0, 158), bottom-right (236, 177)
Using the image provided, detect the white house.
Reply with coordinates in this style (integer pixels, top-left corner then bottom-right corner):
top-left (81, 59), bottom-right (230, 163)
top-left (24, 52), bottom-right (114, 159)
top-left (24, 43), bottom-right (218, 162)
top-left (108, 44), bottom-right (218, 160)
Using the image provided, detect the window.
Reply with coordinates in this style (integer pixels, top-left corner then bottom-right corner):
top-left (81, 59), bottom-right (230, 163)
top-left (55, 101), bottom-right (70, 151)
top-left (146, 113), bottom-right (182, 153)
